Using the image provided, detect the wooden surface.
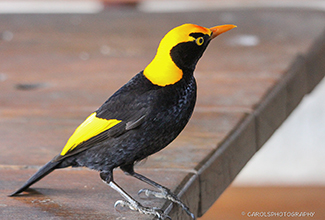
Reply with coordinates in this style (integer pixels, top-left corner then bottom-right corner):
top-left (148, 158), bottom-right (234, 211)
top-left (1, 7), bottom-right (325, 220)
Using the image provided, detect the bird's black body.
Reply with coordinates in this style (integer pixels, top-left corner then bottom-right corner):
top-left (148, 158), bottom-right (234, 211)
top-left (58, 71), bottom-right (196, 173)
top-left (10, 23), bottom-right (236, 219)
top-left (11, 69), bottom-right (197, 197)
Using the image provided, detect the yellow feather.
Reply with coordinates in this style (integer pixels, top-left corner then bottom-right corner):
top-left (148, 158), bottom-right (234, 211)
top-left (60, 112), bottom-right (121, 156)
top-left (144, 24), bottom-right (212, 86)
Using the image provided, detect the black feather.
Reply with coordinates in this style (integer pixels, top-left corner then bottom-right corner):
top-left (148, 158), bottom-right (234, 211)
top-left (9, 160), bottom-right (61, 196)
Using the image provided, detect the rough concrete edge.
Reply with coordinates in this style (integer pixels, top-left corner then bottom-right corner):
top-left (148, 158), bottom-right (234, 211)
top-left (255, 26), bottom-right (325, 149)
top-left (305, 28), bottom-right (325, 93)
top-left (254, 55), bottom-right (307, 148)
top-left (195, 113), bottom-right (256, 216)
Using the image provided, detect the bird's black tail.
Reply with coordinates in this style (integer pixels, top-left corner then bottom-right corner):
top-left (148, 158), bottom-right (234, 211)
top-left (9, 160), bottom-right (61, 196)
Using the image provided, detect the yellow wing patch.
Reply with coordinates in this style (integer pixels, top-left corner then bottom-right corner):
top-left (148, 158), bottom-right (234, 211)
top-left (60, 112), bottom-right (121, 156)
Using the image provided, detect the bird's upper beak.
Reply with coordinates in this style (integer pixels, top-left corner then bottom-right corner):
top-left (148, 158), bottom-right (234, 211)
top-left (209, 24), bottom-right (237, 39)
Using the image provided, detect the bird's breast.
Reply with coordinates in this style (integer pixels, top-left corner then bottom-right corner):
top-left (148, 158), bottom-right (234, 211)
top-left (140, 76), bottom-right (197, 151)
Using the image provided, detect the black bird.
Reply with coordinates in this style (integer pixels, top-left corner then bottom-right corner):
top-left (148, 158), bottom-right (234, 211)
top-left (10, 23), bottom-right (236, 219)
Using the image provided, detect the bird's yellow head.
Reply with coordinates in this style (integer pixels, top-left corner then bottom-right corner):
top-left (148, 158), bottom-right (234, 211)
top-left (144, 23), bottom-right (236, 86)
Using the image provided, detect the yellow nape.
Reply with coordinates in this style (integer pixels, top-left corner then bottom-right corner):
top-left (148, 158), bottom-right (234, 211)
top-left (144, 24), bottom-right (212, 87)
top-left (144, 51), bottom-right (183, 87)
top-left (60, 112), bottom-right (121, 156)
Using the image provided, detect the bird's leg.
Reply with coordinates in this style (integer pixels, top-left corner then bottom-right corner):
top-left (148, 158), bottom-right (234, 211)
top-left (134, 172), bottom-right (195, 219)
top-left (120, 167), bottom-right (195, 219)
top-left (108, 181), bottom-right (170, 219)
top-left (99, 172), bottom-right (170, 220)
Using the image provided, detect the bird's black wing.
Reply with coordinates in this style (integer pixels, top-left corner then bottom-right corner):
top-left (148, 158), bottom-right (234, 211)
top-left (53, 73), bottom-right (155, 162)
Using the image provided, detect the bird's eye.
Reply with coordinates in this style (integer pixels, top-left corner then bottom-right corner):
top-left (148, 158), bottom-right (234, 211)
top-left (195, 37), bottom-right (204, 46)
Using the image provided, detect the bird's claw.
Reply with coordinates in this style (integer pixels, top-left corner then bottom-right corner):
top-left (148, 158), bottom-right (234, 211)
top-left (138, 188), bottom-right (164, 198)
top-left (138, 188), bottom-right (196, 219)
top-left (114, 199), bottom-right (171, 220)
top-left (114, 200), bottom-right (133, 209)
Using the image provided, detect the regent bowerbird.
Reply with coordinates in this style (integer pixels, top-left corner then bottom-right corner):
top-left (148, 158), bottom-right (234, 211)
top-left (10, 23), bottom-right (236, 219)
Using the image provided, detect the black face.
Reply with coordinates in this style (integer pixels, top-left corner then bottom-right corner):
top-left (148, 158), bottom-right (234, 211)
top-left (170, 32), bottom-right (211, 72)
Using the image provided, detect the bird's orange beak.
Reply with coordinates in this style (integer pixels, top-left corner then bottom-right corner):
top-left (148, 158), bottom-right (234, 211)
top-left (209, 24), bottom-right (237, 39)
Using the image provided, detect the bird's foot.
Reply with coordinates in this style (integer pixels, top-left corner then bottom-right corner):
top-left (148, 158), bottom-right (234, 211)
top-left (114, 200), bottom-right (171, 220)
top-left (138, 188), bottom-right (195, 219)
